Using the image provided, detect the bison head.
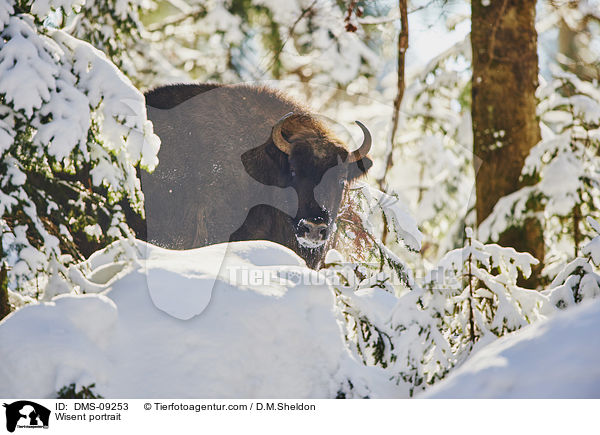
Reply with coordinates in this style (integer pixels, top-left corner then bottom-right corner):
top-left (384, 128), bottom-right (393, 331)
top-left (243, 112), bottom-right (373, 255)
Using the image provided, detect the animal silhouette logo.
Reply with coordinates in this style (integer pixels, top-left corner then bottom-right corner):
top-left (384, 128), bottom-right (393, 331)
top-left (3, 401), bottom-right (50, 432)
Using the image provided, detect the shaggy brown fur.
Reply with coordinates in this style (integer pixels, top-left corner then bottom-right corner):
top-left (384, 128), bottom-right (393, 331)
top-left (134, 83), bottom-right (372, 268)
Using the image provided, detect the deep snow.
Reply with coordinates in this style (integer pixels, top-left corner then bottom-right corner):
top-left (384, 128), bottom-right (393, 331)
top-left (0, 240), bottom-right (401, 399)
top-left (1, 239), bottom-right (599, 399)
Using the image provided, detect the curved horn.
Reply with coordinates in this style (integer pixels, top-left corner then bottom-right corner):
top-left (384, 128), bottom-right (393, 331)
top-left (272, 112), bottom-right (294, 155)
top-left (348, 120), bottom-right (372, 163)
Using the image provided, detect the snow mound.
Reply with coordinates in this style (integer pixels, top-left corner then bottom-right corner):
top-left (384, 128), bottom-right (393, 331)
top-left (423, 299), bottom-right (600, 398)
top-left (0, 240), bottom-right (401, 399)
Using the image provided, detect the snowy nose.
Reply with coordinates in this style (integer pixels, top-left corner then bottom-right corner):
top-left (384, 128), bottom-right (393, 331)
top-left (297, 219), bottom-right (328, 241)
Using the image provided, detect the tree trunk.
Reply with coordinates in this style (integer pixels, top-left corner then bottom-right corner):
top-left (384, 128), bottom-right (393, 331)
top-left (0, 244), bottom-right (10, 321)
top-left (471, 0), bottom-right (544, 286)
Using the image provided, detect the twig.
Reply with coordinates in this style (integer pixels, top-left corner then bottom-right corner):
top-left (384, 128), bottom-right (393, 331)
top-left (378, 0), bottom-right (408, 244)
top-left (378, 0), bottom-right (408, 192)
top-left (344, 0), bottom-right (360, 32)
top-left (147, 6), bottom-right (206, 32)
top-left (467, 233), bottom-right (476, 344)
top-left (358, 0), bottom-right (445, 25)
top-left (262, 0), bottom-right (318, 75)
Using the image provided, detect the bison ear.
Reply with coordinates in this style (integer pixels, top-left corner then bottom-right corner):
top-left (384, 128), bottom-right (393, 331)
top-left (347, 156), bottom-right (373, 180)
top-left (241, 141), bottom-right (291, 188)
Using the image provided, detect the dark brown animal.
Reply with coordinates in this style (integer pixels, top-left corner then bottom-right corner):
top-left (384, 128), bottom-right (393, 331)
top-left (136, 83), bottom-right (372, 268)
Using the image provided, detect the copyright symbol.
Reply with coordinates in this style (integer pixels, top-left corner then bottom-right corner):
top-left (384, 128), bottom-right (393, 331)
top-left (144, 403), bottom-right (152, 410)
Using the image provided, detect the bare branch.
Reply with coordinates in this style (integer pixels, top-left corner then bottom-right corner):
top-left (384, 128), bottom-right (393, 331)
top-left (344, 0), bottom-right (360, 32)
top-left (378, 0), bottom-right (409, 191)
top-left (261, 0), bottom-right (319, 75)
top-left (147, 6), bottom-right (206, 32)
top-left (378, 0), bottom-right (408, 245)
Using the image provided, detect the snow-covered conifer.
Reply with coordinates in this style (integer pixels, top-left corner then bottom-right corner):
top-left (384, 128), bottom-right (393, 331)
top-left (0, 0), bottom-right (159, 301)
top-left (329, 182), bottom-right (422, 294)
top-left (480, 69), bottom-right (600, 279)
top-left (423, 228), bottom-right (550, 345)
top-left (383, 228), bottom-right (554, 396)
top-left (394, 37), bottom-right (474, 261)
top-left (544, 217), bottom-right (600, 307)
top-left (68, 0), bottom-right (185, 87)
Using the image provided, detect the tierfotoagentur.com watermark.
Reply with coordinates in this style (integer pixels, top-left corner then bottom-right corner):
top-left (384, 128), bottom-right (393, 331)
top-left (226, 264), bottom-right (467, 291)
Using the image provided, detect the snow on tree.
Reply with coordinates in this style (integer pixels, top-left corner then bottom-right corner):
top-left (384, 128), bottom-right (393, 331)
top-left (479, 69), bottom-right (600, 280)
top-left (323, 184), bottom-right (430, 397)
top-left (386, 285), bottom-right (454, 397)
top-left (326, 185), bottom-right (548, 395)
top-left (392, 36), bottom-right (474, 262)
top-left (326, 182), bottom-right (422, 295)
top-left (322, 182), bottom-right (420, 380)
top-left (329, 280), bottom-right (397, 371)
top-left (68, 0), bottom-right (185, 87)
top-left (423, 228), bottom-right (551, 342)
top-left (328, 222), bottom-right (559, 397)
top-left (0, 0), bottom-right (159, 304)
top-left (542, 0), bottom-right (600, 81)
top-left (544, 217), bottom-right (600, 308)
top-left (127, 0), bottom-right (389, 90)
top-left (384, 228), bottom-right (553, 396)
top-left (424, 297), bottom-right (600, 399)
